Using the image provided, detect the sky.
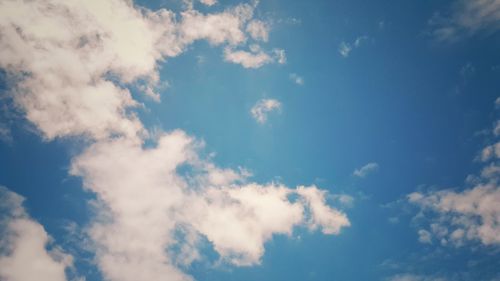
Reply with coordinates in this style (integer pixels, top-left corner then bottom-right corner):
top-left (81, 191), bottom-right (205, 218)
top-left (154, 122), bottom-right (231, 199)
top-left (0, 0), bottom-right (499, 281)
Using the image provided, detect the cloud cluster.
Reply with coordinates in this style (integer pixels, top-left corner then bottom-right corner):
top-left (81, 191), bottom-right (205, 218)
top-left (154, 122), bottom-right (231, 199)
top-left (250, 98), bottom-right (282, 123)
top-left (0, 0), bottom-right (349, 280)
top-left (0, 187), bottom-right (74, 281)
top-left (0, 0), bottom-right (282, 141)
top-left (409, 101), bottom-right (500, 247)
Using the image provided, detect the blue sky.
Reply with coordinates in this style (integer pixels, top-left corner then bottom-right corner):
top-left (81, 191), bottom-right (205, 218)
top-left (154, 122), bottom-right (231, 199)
top-left (0, 0), bottom-right (499, 281)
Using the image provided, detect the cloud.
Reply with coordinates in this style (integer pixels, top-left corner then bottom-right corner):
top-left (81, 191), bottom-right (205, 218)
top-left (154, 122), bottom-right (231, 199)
top-left (408, 100), bottom-right (500, 247)
top-left (250, 99), bottom-right (282, 123)
top-left (430, 0), bottom-right (500, 41)
top-left (289, 73), bottom-right (304, 85)
top-left (70, 131), bottom-right (350, 276)
top-left (0, 1), bottom-right (350, 280)
top-left (224, 45), bottom-right (273, 68)
top-left (199, 0), bottom-right (217, 6)
top-left (338, 41), bottom-right (352, 57)
top-left (0, 0), bottom-right (281, 141)
top-left (246, 20), bottom-right (269, 42)
top-left (339, 36), bottom-right (368, 57)
top-left (353, 162), bottom-right (379, 178)
top-left (0, 187), bottom-right (73, 281)
top-left (274, 49), bottom-right (287, 64)
top-left (354, 35), bottom-right (369, 47)
top-left (418, 229), bottom-right (432, 244)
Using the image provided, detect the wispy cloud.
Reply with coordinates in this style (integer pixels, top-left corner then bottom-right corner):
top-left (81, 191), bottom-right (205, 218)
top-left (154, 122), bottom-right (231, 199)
top-left (289, 73), bottom-right (304, 85)
top-left (339, 35), bottom-right (368, 57)
top-left (430, 0), bottom-right (500, 41)
top-left (338, 41), bottom-right (353, 57)
top-left (250, 99), bottom-right (282, 123)
top-left (353, 162), bottom-right (379, 178)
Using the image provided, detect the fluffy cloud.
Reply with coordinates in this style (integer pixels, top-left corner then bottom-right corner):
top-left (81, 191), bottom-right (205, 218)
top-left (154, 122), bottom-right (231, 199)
top-left (250, 98), bottom-right (282, 123)
top-left (0, 0), bottom-right (280, 141)
top-left (409, 101), bottom-right (500, 247)
top-left (0, 187), bottom-right (73, 281)
top-left (409, 183), bottom-right (500, 246)
top-left (431, 0), bottom-right (500, 41)
top-left (224, 45), bottom-right (286, 68)
top-left (353, 162), bottom-right (379, 178)
top-left (0, 1), bottom-right (350, 280)
top-left (70, 131), bottom-right (350, 278)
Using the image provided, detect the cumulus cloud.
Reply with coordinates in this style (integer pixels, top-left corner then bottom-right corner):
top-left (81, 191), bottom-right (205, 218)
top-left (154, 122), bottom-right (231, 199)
top-left (353, 162), bottom-right (379, 178)
top-left (430, 0), bottom-right (500, 41)
top-left (289, 73), bottom-right (304, 85)
top-left (0, 187), bottom-right (73, 281)
top-left (408, 100), bottom-right (500, 247)
top-left (0, 0), bottom-right (281, 141)
top-left (70, 131), bottom-right (350, 276)
top-left (0, 1), bottom-right (350, 280)
top-left (250, 99), bottom-right (282, 123)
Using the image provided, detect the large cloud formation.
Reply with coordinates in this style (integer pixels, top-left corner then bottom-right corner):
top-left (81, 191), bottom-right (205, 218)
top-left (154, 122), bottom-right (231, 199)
top-left (0, 0), bottom-right (350, 280)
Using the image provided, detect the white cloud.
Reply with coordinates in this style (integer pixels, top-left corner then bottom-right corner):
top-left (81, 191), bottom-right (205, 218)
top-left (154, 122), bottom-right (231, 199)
top-left (0, 1), bottom-right (349, 280)
top-left (431, 0), bottom-right (500, 41)
top-left (409, 99), bottom-right (500, 247)
top-left (224, 46), bottom-right (273, 68)
top-left (409, 183), bottom-right (500, 246)
top-left (0, 0), bottom-right (282, 141)
top-left (353, 162), bottom-right (379, 178)
top-left (224, 46), bottom-right (286, 68)
top-left (250, 99), bottom-right (282, 123)
top-left (0, 187), bottom-right (73, 281)
top-left (70, 131), bottom-right (350, 275)
top-left (200, 0), bottom-right (217, 6)
top-left (289, 73), bottom-right (304, 85)
top-left (246, 20), bottom-right (269, 42)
